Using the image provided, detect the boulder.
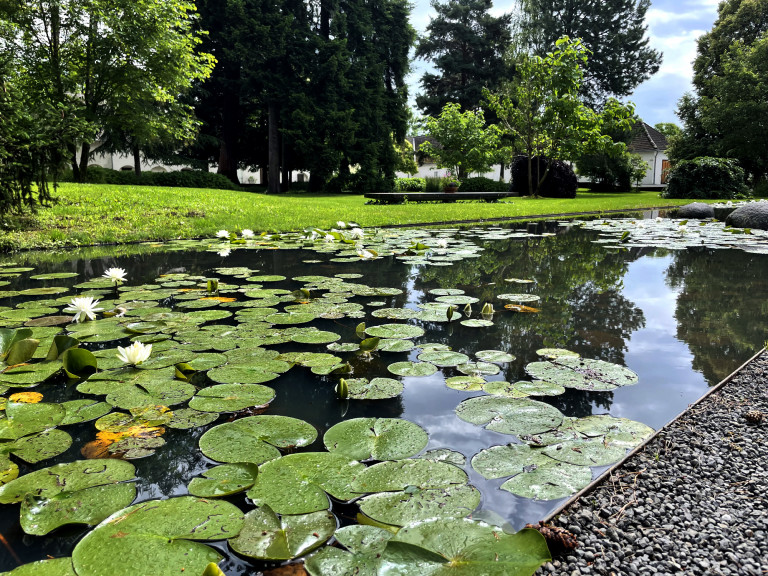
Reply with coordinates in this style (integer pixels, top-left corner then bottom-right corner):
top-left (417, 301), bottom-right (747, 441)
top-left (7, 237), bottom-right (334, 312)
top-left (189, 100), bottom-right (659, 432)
top-left (674, 202), bottom-right (715, 219)
top-left (725, 202), bottom-right (768, 230)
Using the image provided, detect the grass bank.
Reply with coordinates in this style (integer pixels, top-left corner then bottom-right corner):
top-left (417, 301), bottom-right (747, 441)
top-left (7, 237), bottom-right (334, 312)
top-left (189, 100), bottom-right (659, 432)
top-left (1, 183), bottom-right (698, 251)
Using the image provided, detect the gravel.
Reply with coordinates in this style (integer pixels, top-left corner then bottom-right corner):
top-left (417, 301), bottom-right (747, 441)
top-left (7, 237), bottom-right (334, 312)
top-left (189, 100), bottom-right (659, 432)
top-left (536, 351), bottom-right (768, 576)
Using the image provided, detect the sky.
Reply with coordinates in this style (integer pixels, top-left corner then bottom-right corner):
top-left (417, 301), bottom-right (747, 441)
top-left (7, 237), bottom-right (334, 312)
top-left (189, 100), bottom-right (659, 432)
top-left (407, 0), bottom-right (722, 127)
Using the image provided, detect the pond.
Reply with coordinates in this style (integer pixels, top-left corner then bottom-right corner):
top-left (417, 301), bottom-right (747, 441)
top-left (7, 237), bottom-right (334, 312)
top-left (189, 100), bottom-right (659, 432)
top-left (1, 216), bottom-right (767, 575)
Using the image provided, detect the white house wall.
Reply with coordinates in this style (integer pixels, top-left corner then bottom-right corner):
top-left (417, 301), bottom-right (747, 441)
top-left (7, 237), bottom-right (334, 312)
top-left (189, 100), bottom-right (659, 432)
top-left (637, 151), bottom-right (668, 185)
top-left (397, 162), bottom-right (506, 181)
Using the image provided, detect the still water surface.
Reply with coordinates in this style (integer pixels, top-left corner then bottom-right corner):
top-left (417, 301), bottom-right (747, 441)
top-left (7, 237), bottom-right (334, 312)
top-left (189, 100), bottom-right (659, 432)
top-left (1, 221), bottom-right (766, 572)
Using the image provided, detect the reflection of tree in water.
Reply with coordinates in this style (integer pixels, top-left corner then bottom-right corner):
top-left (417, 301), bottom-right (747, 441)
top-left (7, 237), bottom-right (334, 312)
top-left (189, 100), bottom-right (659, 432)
top-left (415, 227), bottom-right (648, 417)
top-left (665, 247), bottom-right (768, 384)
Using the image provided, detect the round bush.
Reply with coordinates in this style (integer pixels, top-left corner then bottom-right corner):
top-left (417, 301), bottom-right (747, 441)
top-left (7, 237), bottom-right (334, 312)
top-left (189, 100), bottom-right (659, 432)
top-left (395, 178), bottom-right (426, 192)
top-left (511, 156), bottom-right (577, 198)
top-left (661, 157), bottom-right (749, 200)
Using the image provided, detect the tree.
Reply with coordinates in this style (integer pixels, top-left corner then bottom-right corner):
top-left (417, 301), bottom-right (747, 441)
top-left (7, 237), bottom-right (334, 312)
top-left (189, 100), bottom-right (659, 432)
top-left (485, 37), bottom-right (634, 196)
top-left (517, 0), bottom-right (661, 107)
top-left (415, 0), bottom-right (514, 116)
top-left (674, 0), bottom-right (768, 182)
top-left (418, 103), bottom-right (503, 179)
top-left (1, 0), bottom-right (214, 182)
top-left (653, 122), bottom-right (682, 140)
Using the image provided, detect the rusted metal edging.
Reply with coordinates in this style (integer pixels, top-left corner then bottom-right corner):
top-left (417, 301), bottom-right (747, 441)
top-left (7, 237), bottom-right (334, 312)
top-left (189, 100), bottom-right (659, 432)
top-left (541, 346), bottom-right (767, 523)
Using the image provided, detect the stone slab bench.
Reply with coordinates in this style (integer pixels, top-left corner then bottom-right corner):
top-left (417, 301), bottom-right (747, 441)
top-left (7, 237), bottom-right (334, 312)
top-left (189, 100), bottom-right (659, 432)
top-left (364, 191), bottom-right (515, 204)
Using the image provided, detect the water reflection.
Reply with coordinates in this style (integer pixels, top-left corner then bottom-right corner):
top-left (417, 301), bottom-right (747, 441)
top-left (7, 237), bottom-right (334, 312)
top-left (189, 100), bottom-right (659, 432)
top-left (1, 223), bottom-right (768, 570)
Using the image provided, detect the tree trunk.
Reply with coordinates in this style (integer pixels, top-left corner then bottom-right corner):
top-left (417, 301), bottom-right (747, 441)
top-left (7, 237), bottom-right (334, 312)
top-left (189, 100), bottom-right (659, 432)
top-left (70, 147), bottom-right (81, 182)
top-left (268, 102), bottom-right (280, 195)
top-left (499, 163), bottom-right (505, 181)
top-left (78, 142), bottom-right (90, 182)
top-left (527, 155), bottom-right (534, 196)
top-left (133, 145), bottom-right (142, 176)
top-left (280, 128), bottom-right (290, 192)
top-left (217, 86), bottom-right (240, 184)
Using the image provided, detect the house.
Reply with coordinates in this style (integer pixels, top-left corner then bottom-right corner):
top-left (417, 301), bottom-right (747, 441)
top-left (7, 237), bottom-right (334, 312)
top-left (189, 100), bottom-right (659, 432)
top-left (400, 136), bottom-right (505, 181)
top-left (628, 122), bottom-right (669, 187)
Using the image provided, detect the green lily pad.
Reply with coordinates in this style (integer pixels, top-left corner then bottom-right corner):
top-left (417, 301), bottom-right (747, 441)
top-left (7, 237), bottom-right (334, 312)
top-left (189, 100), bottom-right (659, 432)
top-left (0, 460), bottom-right (136, 536)
top-left (71, 497), bottom-right (244, 576)
top-left (247, 452), bottom-right (367, 514)
top-left (206, 364), bottom-right (281, 385)
top-left (3, 429), bottom-right (72, 464)
top-left (371, 308), bottom-right (421, 320)
top-left (0, 557), bottom-right (77, 575)
top-left (0, 401), bottom-right (65, 440)
top-left (428, 288), bottom-right (465, 296)
top-left (536, 348), bottom-right (580, 359)
top-left (481, 381), bottom-right (529, 397)
top-left (445, 375), bottom-right (486, 391)
top-left (455, 396), bottom-right (564, 436)
top-left (497, 294), bottom-right (541, 303)
top-left (434, 295), bottom-right (479, 305)
top-left (525, 357), bottom-right (639, 391)
top-left (500, 460), bottom-right (592, 500)
top-left (188, 383), bottom-right (276, 413)
top-left (188, 463), bottom-right (260, 497)
top-left (365, 324), bottom-right (425, 339)
top-left (460, 319), bottom-right (494, 327)
top-left (416, 350), bottom-right (470, 367)
top-left (345, 377), bottom-right (403, 400)
top-left (266, 312), bottom-right (316, 325)
top-left (457, 362), bottom-right (500, 376)
top-left (30, 272), bottom-right (79, 280)
top-left (476, 350), bottom-right (516, 363)
top-left (570, 414), bottom-right (655, 447)
top-left (327, 342), bottom-right (361, 352)
top-left (1, 453), bottom-right (19, 486)
top-left (229, 506), bottom-right (335, 561)
top-left (387, 361), bottom-right (437, 377)
top-left (60, 400), bottom-right (113, 425)
top-left (62, 348), bottom-right (98, 379)
top-left (542, 437), bottom-right (628, 466)
top-left (290, 329), bottom-right (341, 344)
top-left (471, 444), bottom-right (555, 480)
top-left (510, 380), bottom-right (565, 396)
top-left (420, 448), bottom-right (466, 467)
top-left (378, 339), bottom-right (415, 352)
top-left (324, 418), bottom-right (428, 461)
top-left (166, 408), bottom-right (219, 430)
top-left (359, 484), bottom-right (481, 527)
top-left (199, 415), bottom-right (317, 464)
top-left (352, 459), bottom-right (469, 494)
top-left (0, 361), bottom-right (61, 387)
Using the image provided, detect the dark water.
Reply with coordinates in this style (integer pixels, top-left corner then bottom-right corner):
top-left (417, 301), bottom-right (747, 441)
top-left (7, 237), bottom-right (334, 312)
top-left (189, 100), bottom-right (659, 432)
top-left (1, 223), bottom-right (767, 572)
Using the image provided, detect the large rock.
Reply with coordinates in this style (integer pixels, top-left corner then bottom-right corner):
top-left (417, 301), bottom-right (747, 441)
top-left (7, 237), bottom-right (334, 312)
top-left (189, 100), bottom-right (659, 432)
top-left (725, 202), bottom-right (768, 230)
top-left (674, 202), bottom-right (715, 219)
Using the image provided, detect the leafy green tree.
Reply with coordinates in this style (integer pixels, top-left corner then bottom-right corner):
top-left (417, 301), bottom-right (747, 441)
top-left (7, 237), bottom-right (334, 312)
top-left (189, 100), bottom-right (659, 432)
top-left (419, 103), bottom-right (503, 179)
top-left (1, 0), bottom-right (214, 182)
top-left (517, 0), bottom-right (661, 107)
top-left (653, 122), bottom-right (682, 140)
top-left (485, 37), bottom-right (634, 196)
top-left (415, 0), bottom-right (514, 116)
top-left (673, 0), bottom-right (768, 181)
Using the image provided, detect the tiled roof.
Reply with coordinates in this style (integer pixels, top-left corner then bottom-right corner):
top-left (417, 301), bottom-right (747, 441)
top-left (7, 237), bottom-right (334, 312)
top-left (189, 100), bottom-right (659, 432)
top-left (628, 122), bottom-right (668, 153)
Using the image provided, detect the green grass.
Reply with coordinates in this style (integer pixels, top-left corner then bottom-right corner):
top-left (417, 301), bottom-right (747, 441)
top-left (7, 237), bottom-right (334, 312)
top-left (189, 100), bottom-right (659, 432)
top-left (0, 183), bottom-right (701, 251)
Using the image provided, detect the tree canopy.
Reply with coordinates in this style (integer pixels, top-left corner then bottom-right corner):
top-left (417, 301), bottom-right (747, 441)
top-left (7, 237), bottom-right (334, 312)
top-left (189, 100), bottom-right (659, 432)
top-left (517, 0), bottom-right (661, 107)
top-left (415, 0), bottom-right (514, 116)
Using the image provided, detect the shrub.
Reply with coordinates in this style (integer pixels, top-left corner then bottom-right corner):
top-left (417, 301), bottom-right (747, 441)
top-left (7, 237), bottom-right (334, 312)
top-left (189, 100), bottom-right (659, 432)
top-left (60, 166), bottom-right (240, 190)
top-left (577, 150), bottom-right (648, 191)
top-left (424, 176), bottom-right (443, 192)
top-left (511, 155), bottom-right (577, 198)
top-left (661, 157), bottom-right (750, 200)
top-left (459, 177), bottom-right (509, 192)
top-left (395, 177), bottom-right (426, 192)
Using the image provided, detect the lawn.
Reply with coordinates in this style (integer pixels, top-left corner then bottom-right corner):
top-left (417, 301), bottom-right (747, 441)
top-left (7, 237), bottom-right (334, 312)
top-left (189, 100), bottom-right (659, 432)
top-left (1, 183), bottom-right (701, 251)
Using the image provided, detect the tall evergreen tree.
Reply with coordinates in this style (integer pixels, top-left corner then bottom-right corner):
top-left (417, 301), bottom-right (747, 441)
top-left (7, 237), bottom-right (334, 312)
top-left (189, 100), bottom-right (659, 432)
top-left (518, 0), bottom-right (661, 107)
top-left (415, 0), bottom-right (514, 116)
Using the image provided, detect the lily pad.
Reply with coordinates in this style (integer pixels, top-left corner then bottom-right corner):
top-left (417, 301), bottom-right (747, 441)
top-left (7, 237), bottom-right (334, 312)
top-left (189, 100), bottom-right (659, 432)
top-left (535, 348), bottom-right (580, 359)
top-left (324, 418), bottom-right (428, 461)
top-left (500, 460), bottom-right (592, 500)
top-left (365, 324), bottom-right (425, 339)
top-left (0, 459), bottom-right (136, 536)
top-left (246, 452), bottom-right (366, 514)
top-left (510, 380), bottom-right (565, 397)
top-left (419, 448), bottom-right (467, 467)
top-left (459, 319), bottom-right (494, 328)
top-left (290, 329), bottom-right (341, 344)
top-left (358, 484), bottom-right (481, 527)
top-left (455, 396), bottom-right (564, 436)
top-left (188, 463), bottom-right (260, 497)
top-left (378, 339), bottom-right (415, 352)
top-left (476, 350), bottom-right (516, 363)
top-left (71, 497), bottom-right (244, 576)
top-left (481, 381), bottom-right (529, 398)
top-left (525, 357), bottom-right (639, 391)
top-left (0, 401), bottom-right (65, 440)
top-left (457, 362), bottom-right (500, 376)
top-left (416, 350), bottom-right (470, 367)
top-left (0, 557), bottom-right (77, 575)
top-left (199, 415), bottom-right (317, 464)
top-left (497, 294), bottom-right (541, 303)
top-left (445, 375), bottom-right (485, 391)
top-left (188, 383), bottom-right (276, 413)
top-left (166, 408), bottom-right (219, 429)
top-left (5, 429), bottom-right (73, 464)
top-left (345, 377), bottom-right (404, 400)
top-left (387, 361), bottom-right (437, 377)
top-left (229, 506), bottom-right (335, 561)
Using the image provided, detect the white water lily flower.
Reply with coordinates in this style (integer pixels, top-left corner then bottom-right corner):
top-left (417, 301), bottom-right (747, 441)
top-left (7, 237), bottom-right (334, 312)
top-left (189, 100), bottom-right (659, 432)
top-left (241, 229), bottom-right (255, 238)
top-left (435, 238), bottom-right (448, 249)
top-left (116, 342), bottom-right (152, 365)
top-left (349, 228), bottom-right (364, 239)
top-left (337, 221), bottom-right (347, 229)
top-left (216, 229), bottom-right (230, 239)
top-left (307, 230), bottom-right (320, 241)
top-left (102, 267), bottom-right (127, 284)
top-left (357, 249), bottom-right (375, 259)
top-left (636, 221), bottom-right (645, 229)
top-left (218, 247), bottom-right (231, 257)
top-left (324, 234), bottom-right (335, 243)
top-left (656, 216), bottom-right (663, 222)
top-left (64, 296), bottom-right (103, 323)
top-left (678, 224), bottom-right (687, 233)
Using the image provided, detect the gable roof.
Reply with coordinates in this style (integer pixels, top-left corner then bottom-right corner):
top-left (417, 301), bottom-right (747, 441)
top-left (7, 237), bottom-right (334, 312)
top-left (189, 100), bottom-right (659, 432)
top-left (628, 122), bottom-right (668, 153)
